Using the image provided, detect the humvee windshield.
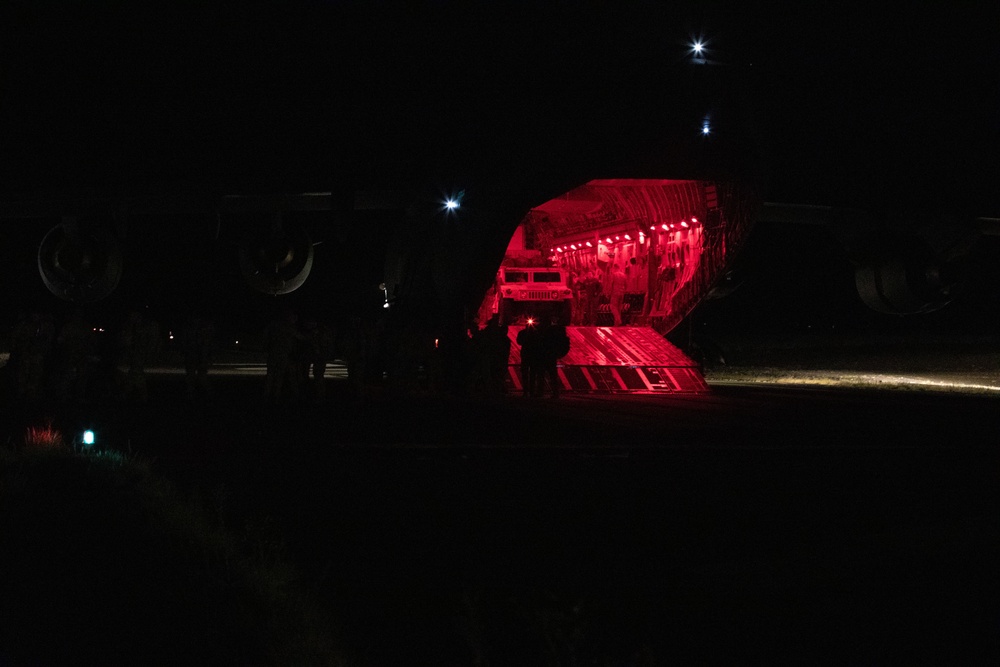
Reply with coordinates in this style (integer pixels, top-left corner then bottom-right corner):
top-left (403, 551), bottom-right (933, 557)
top-left (503, 270), bottom-right (529, 282)
top-left (532, 272), bottom-right (562, 283)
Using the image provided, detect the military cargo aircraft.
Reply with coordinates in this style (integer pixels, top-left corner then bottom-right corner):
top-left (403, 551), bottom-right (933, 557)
top-left (2, 3), bottom-right (996, 387)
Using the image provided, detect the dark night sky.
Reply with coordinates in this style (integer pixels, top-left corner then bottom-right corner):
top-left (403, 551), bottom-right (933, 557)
top-left (1, 1), bottom-right (998, 332)
top-left (2, 1), bottom-right (996, 205)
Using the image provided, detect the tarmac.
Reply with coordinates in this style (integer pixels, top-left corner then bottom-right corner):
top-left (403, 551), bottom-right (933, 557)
top-left (3, 365), bottom-right (999, 662)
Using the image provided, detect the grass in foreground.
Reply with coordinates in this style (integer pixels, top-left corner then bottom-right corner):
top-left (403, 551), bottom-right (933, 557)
top-left (0, 426), bottom-right (344, 665)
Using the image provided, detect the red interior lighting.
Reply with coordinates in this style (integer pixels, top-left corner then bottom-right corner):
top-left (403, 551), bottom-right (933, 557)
top-left (516, 178), bottom-right (755, 337)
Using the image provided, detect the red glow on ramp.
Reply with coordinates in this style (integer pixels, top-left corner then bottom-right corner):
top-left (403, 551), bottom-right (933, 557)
top-left (507, 326), bottom-right (708, 394)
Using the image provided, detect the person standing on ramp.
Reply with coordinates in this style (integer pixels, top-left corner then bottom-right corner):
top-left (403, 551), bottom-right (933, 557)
top-left (515, 320), bottom-right (540, 397)
top-left (537, 319), bottom-right (570, 398)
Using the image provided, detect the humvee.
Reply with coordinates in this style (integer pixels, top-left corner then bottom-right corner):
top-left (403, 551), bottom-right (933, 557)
top-left (495, 266), bottom-right (573, 325)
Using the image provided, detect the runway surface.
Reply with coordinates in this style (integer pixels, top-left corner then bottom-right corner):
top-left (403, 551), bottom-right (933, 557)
top-left (4, 375), bottom-right (999, 662)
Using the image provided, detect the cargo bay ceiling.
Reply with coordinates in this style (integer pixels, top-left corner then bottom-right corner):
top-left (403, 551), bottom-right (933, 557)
top-left (519, 178), bottom-right (757, 335)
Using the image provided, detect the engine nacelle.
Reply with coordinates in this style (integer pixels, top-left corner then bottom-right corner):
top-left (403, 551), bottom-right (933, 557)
top-left (817, 210), bottom-right (976, 316)
top-left (238, 223), bottom-right (314, 295)
top-left (854, 245), bottom-right (960, 315)
top-left (37, 220), bottom-right (123, 303)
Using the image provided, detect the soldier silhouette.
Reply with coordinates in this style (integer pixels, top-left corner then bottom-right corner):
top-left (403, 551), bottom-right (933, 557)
top-left (52, 308), bottom-right (95, 403)
top-left (263, 309), bottom-right (304, 404)
top-left (536, 319), bottom-right (570, 398)
top-left (515, 320), bottom-right (541, 397)
top-left (119, 309), bottom-right (161, 404)
top-left (12, 310), bottom-right (54, 402)
top-left (477, 315), bottom-right (510, 396)
top-left (181, 313), bottom-right (216, 401)
top-left (608, 262), bottom-right (627, 326)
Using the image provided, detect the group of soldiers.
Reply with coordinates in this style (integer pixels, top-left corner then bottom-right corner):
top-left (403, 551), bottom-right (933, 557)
top-left (3, 308), bottom-right (167, 404)
top-left (466, 315), bottom-right (512, 397)
top-left (568, 262), bottom-right (630, 326)
top-left (2, 305), bottom-right (575, 404)
top-left (1, 305), bottom-right (340, 406)
top-left (261, 309), bottom-right (337, 404)
top-left (0, 304), bottom-right (427, 406)
top-left (571, 271), bottom-right (604, 325)
top-left (515, 318), bottom-right (571, 398)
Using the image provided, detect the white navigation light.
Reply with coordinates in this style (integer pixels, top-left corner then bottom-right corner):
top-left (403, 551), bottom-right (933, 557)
top-left (689, 35), bottom-right (711, 63)
top-left (702, 123), bottom-right (711, 135)
top-left (443, 189), bottom-right (466, 212)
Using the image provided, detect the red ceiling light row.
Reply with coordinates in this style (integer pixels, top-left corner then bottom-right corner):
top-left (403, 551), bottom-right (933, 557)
top-left (652, 218), bottom-right (699, 232)
top-left (551, 222), bottom-right (696, 253)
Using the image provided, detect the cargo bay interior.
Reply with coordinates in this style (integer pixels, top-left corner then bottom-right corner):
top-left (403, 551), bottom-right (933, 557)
top-left (480, 178), bottom-right (755, 393)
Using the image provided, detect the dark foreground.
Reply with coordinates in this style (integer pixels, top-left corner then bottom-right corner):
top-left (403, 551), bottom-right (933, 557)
top-left (4, 378), bottom-right (1000, 664)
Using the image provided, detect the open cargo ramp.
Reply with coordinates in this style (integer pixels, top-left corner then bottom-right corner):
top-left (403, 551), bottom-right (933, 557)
top-left (507, 326), bottom-right (708, 394)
